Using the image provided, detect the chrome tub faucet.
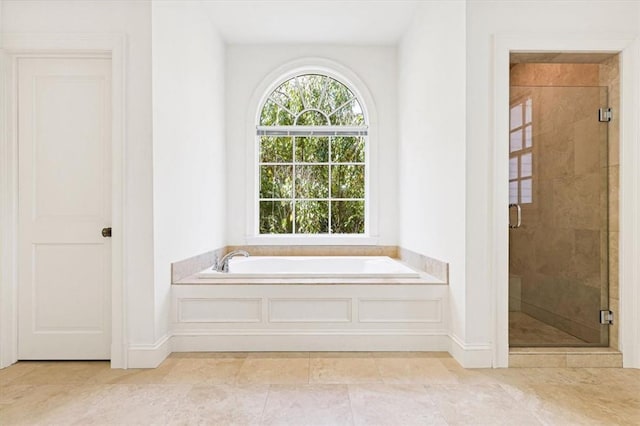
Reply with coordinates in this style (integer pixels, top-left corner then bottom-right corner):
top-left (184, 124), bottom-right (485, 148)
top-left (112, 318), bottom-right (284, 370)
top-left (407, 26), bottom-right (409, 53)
top-left (216, 250), bottom-right (250, 272)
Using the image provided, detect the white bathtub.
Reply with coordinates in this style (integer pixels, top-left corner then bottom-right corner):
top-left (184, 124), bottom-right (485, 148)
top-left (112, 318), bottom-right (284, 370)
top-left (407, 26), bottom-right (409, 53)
top-left (197, 256), bottom-right (421, 279)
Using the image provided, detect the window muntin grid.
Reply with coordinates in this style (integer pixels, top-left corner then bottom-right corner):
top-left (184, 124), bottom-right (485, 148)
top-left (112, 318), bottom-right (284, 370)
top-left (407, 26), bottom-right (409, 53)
top-left (257, 73), bottom-right (368, 235)
top-left (259, 74), bottom-right (365, 127)
top-left (509, 98), bottom-right (533, 205)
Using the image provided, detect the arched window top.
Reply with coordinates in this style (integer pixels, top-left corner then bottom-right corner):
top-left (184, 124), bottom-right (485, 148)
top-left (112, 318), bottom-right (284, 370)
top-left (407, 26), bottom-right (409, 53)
top-left (259, 74), bottom-right (366, 128)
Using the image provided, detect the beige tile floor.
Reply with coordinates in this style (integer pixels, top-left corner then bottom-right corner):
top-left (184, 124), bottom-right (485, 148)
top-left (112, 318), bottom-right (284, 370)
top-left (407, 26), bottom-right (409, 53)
top-left (1, 352), bottom-right (639, 425)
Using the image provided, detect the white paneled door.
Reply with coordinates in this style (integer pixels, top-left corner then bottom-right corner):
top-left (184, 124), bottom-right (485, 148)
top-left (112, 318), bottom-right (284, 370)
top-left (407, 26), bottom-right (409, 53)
top-left (18, 57), bottom-right (112, 360)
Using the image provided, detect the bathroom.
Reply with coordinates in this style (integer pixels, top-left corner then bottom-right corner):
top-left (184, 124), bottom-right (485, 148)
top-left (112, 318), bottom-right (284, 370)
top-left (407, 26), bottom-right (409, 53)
top-left (0, 0), bottom-right (639, 374)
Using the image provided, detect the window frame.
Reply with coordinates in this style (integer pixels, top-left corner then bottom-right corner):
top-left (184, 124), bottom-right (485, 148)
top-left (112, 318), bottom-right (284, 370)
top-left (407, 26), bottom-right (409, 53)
top-left (245, 61), bottom-right (379, 245)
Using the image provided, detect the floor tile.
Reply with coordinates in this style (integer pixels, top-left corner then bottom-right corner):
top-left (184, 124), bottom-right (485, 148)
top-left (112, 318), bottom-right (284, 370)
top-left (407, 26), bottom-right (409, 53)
top-left (0, 362), bottom-right (44, 387)
top-left (0, 385), bottom-right (36, 405)
top-left (584, 367), bottom-right (640, 392)
top-left (261, 384), bottom-right (353, 426)
top-left (426, 384), bottom-right (543, 425)
top-left (310, 352), bottom-right (381, 384)
top-left (438, 358), bottom-right (507, 384)
top-left (169, 351), bottom-right (249, 359)
top-left (507, 367), bottom-right (601, 386)
top-left (348, 383), bottom-right (447, 425)
top-left (0, 384), bottom-right (76, 425)
top-left (503, 382), bottom-right (640, 425)
top-left (161, 356), bottom-right (245, 384)
top-left (11, 361), bottom-right (110, 385)
top-left (374, 356), bottom-right (458, 384)
top-left (237, 352), bottom-right (310, 384)
top-left (168, 384), bottom-right (269, 425)
top-left (370, 351), bottom-right (451, 359)
top-left (0, 353), bottom-right (638, 425)
top-left (100, 358), bottom-right (178, 384)
top-left (46, 384), bottom-right (191, 425)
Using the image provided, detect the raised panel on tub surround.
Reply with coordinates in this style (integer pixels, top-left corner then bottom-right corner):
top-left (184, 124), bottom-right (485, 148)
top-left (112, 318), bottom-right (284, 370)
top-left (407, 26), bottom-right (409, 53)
top-left (358, 299), bottom-right (443, 323)
top-left (177, 298), bottom-right (262, 323)
top-left (171, 285), bottom-right (449, 352)
top-left (269, 298), bottom-right (352, 323)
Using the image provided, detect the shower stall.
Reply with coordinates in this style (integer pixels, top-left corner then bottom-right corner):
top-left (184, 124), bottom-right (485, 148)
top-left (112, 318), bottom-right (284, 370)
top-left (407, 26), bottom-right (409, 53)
top-left (508, 57), bottom-right (618, 347)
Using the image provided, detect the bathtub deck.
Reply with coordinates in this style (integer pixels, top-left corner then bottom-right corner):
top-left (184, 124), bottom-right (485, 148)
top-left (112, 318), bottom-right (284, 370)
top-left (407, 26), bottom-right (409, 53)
top-left (174, 272), bottom-right (446, 285)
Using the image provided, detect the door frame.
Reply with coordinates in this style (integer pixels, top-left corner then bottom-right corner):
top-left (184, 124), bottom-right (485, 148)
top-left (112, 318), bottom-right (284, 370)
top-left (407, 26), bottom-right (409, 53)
top-left (492, 33), bottom-right (640, 368)
top-left (0, 34), bottom-right (127, 368)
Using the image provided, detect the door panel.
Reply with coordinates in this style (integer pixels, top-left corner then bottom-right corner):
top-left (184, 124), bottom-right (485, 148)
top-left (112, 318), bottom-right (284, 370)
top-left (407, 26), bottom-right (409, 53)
top-left (18, 57), bottom-right (112, 359)
top-left (508, 85), bottom-right (609, 347)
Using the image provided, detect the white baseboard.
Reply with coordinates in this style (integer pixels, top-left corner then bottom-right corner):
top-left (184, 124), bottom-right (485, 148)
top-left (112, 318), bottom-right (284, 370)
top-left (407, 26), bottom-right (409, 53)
top-left (449, 334), bottom-right (493, 368)
top-left (127, 334), bottom-right (171, 368)
top-left (622, 343), bottom-right (640, 369)
top-left (171, 331), bottom-right (450, 352)
top-left (124, 332), bottom-right (493, 369)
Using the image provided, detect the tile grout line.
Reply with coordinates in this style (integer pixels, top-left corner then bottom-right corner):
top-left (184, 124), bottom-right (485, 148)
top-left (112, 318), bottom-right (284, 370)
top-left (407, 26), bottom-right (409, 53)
top-left (258, 385), bottom-right (272, 424)
top-left (371, 354), bottom-right (386, 385)
top-left (496, 382), bottom-right (548, 426)
top-left (345, 383), bottom-right (357, 425)
top-left (421, 383), bottom-right (453, 426)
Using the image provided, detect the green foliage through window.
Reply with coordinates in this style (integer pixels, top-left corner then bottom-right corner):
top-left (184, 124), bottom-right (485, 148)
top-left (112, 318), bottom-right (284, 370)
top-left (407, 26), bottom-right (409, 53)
top-left (260, 74), bottom-right (364, 127)
top-left (258, 73), bottom-right (367, 235)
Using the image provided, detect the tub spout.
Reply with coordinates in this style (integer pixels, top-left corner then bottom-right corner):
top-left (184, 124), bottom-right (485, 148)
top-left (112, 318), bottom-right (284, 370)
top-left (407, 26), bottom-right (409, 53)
top-left (216, 250), bottom-right (250, 273)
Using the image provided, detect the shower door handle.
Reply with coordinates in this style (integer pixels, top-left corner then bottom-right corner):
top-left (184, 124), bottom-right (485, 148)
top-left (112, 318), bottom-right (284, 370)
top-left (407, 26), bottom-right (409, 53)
top-left (509, 203), bottom-right (522, 229)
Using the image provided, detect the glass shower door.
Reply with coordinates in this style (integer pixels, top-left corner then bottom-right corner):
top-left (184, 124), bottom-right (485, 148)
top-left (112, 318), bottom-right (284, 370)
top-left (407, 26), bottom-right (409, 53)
top-left (508, 85), bottom-right (609, 347)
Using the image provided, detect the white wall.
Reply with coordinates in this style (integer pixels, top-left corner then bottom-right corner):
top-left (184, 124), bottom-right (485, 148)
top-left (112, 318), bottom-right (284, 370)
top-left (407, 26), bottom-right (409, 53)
top-left (1, 0), bottom-right (156, 346)
top-left (225, 45), bottom-right (398, 245)
top-left (151, 1), bottom-right (226, 341)
top-left (397, 1), bottom-right (469, 353)
top-left (465, 0), bottom-right (640, 354)
top-left (637, 1), bottom-right (640, 368)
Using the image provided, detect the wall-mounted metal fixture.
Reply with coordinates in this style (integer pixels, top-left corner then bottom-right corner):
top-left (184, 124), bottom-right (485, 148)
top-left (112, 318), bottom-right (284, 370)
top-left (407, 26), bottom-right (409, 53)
top-left (600, 310), bottom-right (614, 325)
top-left (598, 107), bottom-right (612, 122)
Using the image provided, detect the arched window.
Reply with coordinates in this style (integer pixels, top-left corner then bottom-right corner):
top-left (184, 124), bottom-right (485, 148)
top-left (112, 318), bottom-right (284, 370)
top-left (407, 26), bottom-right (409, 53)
top-left (257, 73), bottom-right (368, 234)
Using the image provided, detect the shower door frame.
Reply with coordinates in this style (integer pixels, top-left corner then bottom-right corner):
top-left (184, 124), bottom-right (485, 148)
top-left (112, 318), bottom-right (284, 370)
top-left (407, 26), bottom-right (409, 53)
top-left (492, 34), bottom-right (640, 368)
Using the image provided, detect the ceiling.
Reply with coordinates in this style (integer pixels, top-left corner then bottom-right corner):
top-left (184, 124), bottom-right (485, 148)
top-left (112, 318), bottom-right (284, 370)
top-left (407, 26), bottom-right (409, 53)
top-left (200, 1), bottom-right (421, 45)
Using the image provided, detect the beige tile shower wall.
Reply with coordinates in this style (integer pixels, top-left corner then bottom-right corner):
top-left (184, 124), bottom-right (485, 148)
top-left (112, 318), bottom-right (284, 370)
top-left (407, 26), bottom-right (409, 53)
top-left (510, 63), bottom-right (600, 87)
top-left (510, 63), bottom-right (611, 344)
top-left (599, 55), bottom-right (620, 349)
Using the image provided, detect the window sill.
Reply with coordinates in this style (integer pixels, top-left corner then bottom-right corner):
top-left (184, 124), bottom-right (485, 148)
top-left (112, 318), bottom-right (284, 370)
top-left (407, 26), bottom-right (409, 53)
top-left (245, 235), bottom-right (379, 246)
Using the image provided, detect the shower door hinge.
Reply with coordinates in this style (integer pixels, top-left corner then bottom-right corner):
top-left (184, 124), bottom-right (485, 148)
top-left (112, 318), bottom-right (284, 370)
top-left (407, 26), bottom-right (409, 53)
top-left (598, 108), bottom-right (612, 122)
top-left (600, 310), bottom-right (614, 325)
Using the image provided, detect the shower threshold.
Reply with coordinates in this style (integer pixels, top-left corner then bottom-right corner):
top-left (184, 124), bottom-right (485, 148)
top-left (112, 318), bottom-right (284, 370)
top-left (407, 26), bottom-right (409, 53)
top-left (509, 346), bottom-right (622, 368)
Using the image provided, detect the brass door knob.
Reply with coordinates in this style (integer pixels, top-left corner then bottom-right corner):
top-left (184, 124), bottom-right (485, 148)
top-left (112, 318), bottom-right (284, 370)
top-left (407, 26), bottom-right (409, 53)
top-left (101, 227), bottom-right (112, 238)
